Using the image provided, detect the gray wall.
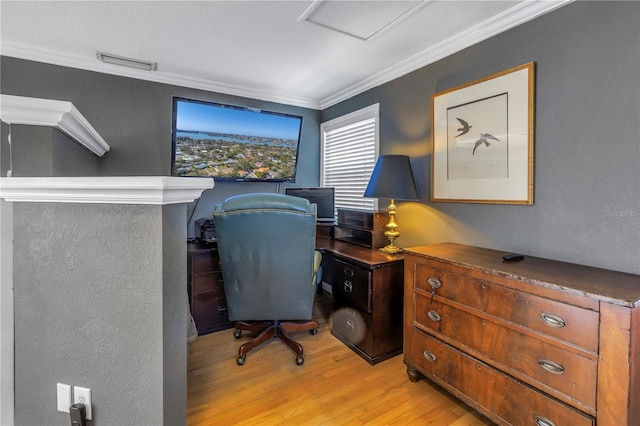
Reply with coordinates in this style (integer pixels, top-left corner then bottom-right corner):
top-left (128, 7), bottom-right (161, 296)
top-left (1, 2), bottom-right (639, 424)
top-left (13, 202), bottom-right (187, 426)
top-left (323, 1), bottom-right (640, 275)
top-left (3, 125), bottom-right (100, 177)
top-left (0, 58), bottom-right (322, 233)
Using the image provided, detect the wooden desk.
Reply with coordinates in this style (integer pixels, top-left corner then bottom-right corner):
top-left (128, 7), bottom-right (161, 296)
top-left (187, 242), bottom-right (233, 335)
top-left (187, 234), bottom-right (405, 360)
top-left (317, 236), bottom-right (405, 364)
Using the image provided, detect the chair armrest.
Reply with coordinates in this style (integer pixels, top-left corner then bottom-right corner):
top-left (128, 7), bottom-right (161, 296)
top-left (313, 250), bottom-right (322, 285)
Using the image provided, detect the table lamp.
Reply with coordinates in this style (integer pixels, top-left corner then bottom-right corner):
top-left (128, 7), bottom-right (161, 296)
top-left (364, 155), bottom-right (419, 255)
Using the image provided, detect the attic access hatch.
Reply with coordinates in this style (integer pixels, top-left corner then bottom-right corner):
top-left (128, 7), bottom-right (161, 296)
top-left (298, 0), bottom-right (429, 42)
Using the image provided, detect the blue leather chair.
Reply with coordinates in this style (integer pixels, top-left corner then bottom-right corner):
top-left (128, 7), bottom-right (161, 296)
top-left (213, 193), bottom-right (322, 365)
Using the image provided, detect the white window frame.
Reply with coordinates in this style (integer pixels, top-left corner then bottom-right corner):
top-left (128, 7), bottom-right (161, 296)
top-left (320, 103), bottom-right (379, 213)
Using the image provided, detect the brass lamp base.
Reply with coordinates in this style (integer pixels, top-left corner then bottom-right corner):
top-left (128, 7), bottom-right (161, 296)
top-left (379, 243), bottom-right (404, 255)
top-left (378, 198), bottom-right (404, 255)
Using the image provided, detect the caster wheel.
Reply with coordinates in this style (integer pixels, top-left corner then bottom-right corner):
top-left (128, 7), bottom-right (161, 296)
top-left (296, 355), bottom-right (304, 366)
top-left (234, 329), bottom-right (242, 339)
top-left (310, 329), bottom-right (318, 335)
top-left (237, 355), bottom-right (246, 365)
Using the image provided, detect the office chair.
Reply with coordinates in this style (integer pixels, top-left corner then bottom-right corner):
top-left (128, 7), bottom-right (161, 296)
top-left (213, 193), bottom-right (322, 366)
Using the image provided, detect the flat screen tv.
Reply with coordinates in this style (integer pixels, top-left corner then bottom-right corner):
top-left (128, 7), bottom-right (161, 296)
top-left (285, 187), bottom-right (336, 223)
top-left (171, 97), bottom-right (303, 182)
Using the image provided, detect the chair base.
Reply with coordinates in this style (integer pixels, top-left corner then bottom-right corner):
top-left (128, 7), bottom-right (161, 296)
top-left (233, 320), bottom-right (319, 365)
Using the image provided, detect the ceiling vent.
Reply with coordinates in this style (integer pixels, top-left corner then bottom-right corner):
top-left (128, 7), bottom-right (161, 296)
top-left (96, 51), bottom-right (157, 71)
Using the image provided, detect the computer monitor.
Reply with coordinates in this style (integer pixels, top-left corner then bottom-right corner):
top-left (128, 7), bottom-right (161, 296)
top-left (285, 187), bottom-right (335, 223)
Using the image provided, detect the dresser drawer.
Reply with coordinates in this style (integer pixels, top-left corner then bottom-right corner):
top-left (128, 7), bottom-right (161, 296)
top-left (413, 260), bottom-right (599, 353)
top-left (192, 252), bottom-right (221, 274)
top-left (405, 327), bottom-right (595, 426)
top-left (332, 258), bottom-right (371, 313)
top-left (415, 295), bottom-right (597, 409)
top-left (192, 271), bottom-right (224, 294)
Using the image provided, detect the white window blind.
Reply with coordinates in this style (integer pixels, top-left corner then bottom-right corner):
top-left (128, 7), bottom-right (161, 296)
top-left (321, 104), bottom-right (379, 212)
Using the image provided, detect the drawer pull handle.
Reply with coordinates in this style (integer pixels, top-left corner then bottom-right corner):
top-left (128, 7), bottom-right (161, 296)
top-left (538, 359), bottom-right (564, 374)
top-left (344, 268), bottom-right (355, 277)
top-left (427, 277), bottom-right (442, 290)
top-left (540, 312), bottom-right (566, 328)
top-left (422, 350), bottom-right (437, 363)
top-left (217, 278), bottom-right (224, 286)
top-left (346, 319), bottom-right (355, 331)
top-left (344, 281), bottom-right (353, 293)
top-left (217, 261), bottom-right (222, 269)
top-left (217, 306), bottom-right (227, 315)
top-left (533, 415), bottom-right (557, 426)
top-left (427, 310), bottom-right (441, 322)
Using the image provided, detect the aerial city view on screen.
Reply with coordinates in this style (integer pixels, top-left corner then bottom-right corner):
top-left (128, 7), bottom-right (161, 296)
top-left (174, 100), bottom-right (302, 181)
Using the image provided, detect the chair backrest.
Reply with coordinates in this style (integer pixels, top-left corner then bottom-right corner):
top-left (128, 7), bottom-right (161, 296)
top-left (213, 193), bottom-right (318, 321)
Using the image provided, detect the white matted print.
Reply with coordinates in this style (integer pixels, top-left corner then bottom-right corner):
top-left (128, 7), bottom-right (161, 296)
top-left (431, 62), bottom-right (534, 204)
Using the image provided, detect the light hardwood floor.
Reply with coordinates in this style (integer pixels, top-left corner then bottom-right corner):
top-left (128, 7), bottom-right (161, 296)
top-left (187, 292), bottom-right (493, 426)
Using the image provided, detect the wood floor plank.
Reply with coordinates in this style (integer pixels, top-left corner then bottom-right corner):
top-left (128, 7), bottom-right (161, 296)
top-left (187, 292), bottom-right (494, 426)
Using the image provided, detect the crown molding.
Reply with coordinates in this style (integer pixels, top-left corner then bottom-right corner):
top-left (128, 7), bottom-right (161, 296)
top-left (0, 176), bottom-right (214, 205)
top-left (318, 0), bottom-right (574, 109)
top-left (0, 94), bottom-right (110, 156)
top-left (0, 0), bottom-right (572, 111)
top-left (0, 42), bottom-right (319, 110)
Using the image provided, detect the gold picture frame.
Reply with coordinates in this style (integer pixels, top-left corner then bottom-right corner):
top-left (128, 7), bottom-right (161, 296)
top-left (430, 62), bottom-right (535, 204)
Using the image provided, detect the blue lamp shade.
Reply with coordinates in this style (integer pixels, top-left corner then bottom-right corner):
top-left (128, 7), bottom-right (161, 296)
top-left (364, 155), bottom-right (419, 200)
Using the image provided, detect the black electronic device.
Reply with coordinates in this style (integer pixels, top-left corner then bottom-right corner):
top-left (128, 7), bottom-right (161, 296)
top-left (69, 404), bottom-right (86, 426)
top-left (285, 187), bottom-right (336, 223)
top-left (195, 217), bottom-right (216, 243)
top-left (171, 97), bottom-right (303, 182)
top-left (502, 253), bottom-right (525, 262)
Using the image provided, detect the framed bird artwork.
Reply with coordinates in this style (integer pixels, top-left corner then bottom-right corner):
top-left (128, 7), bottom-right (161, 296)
top-left (430, 62), bottom-right (535, 204)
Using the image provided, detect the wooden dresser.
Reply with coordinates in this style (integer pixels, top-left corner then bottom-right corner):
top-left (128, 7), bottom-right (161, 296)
top-left (403, 243), bottom-right (640, 426)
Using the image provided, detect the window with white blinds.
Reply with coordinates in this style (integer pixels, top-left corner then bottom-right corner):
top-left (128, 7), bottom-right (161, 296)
top-left (321, 104), bottom-right (379, 213)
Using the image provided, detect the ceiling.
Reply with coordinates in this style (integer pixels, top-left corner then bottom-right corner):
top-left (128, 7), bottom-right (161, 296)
top-left (0, 0), bottom-right (571, 109)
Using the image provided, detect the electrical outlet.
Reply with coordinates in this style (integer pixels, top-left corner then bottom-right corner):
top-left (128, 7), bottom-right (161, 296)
top-left (56, 383), bottom-right (71, 413)
top-left (73, 386), bottom-right (92, 420)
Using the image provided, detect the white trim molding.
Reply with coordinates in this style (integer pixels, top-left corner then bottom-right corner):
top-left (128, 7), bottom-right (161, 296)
top-left (0, 1), bottom-right (572, 110)
top-left (0, 95), bottom-right (110, 156)
top-left (0, 177), bottom-right (214, 205)
top-left (0, 43), bottom-right (317, 109)
top-left (319, 0), bottom-right (574, 108)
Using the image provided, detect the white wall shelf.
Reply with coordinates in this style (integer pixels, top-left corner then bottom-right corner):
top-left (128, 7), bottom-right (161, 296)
top-left (0, 94), bottom-right (110, 156)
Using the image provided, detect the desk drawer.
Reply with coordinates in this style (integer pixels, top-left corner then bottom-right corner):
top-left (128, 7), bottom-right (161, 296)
top-left (415, 295), bottom-right (597, 409)
top-left (192, 271), bottom-right (224, 294)
top-left (192, 253), bottom-right (221, 274)
top-left (406, 327), bottom-right (594, 426)
top-left (332, 303), bottom-right (373, 355)
top-left (192, 291), bottom-right (230, 334)
top-left (332, 258), bottom-right (371, 313)
top-left (414, 261), bottom-right (599, 353)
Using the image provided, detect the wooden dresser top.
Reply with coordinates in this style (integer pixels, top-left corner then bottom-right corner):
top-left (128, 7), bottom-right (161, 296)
top-left (405, 243), bottom-right (640, 308)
